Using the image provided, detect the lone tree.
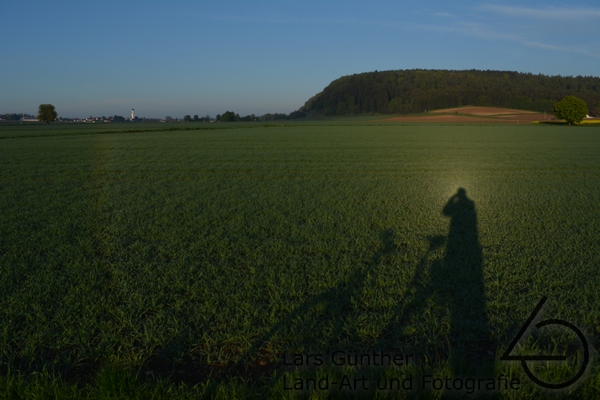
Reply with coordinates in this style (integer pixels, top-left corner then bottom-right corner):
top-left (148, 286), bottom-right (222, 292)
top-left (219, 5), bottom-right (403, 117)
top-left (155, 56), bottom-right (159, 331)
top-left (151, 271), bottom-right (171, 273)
top-left (553, 96), bottom-right (588, 125)
top-left (37, 104), bottom-right (57, 124)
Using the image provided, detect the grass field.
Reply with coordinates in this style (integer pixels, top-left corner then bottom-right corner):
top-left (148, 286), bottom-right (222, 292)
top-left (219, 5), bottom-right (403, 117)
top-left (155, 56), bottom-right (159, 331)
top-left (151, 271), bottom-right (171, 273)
top-left (1, 122), bottom-right (599, 398)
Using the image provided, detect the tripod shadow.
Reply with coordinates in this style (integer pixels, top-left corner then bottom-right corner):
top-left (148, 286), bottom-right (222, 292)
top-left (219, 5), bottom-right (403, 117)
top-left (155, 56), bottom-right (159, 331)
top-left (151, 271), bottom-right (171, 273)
top-left (382, 188), bottom-right (495, 377)
top-left (244, 229), bottom-right (399, 363)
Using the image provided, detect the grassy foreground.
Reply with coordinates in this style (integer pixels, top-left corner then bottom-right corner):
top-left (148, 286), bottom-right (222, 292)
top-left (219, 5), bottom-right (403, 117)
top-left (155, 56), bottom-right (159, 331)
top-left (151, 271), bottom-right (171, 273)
top-left (1, 122), bottom-right (599, 398)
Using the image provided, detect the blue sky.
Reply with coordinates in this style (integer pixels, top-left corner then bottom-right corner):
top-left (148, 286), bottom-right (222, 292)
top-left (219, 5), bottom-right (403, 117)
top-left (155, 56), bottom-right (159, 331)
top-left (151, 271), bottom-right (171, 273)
top-left (1, 1), bottom-right (599, 118)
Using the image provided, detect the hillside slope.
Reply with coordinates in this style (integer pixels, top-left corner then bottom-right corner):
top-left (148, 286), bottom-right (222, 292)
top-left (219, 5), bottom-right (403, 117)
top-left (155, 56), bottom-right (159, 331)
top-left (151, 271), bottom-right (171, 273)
top-left (299, 69), bottom-right (600, 116)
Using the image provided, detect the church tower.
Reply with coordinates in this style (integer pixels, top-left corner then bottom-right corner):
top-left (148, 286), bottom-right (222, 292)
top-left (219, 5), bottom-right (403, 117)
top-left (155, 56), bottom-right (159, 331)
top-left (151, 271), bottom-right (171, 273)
top-left (131, 109), bottom-right (135, 120)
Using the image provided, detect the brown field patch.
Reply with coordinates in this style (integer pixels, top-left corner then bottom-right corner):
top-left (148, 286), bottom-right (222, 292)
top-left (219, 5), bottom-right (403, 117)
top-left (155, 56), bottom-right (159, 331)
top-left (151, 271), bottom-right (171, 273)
top-left (430, 106), bottom-right (538, 116)
top-left (378, 115), bottom-right (497, 123)
top-left (376, 106), bottom-right (552, 124)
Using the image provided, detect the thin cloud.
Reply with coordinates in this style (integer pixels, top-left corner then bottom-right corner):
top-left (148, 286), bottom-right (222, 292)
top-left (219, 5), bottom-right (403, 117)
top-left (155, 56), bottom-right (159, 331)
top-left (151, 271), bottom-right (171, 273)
top-left (211, 6), bottom-right (600, 58)
top-left (458, 21), bottom-right (600, 57)
top-left (481, 5), bottom-right (600, 20)
top-left (521, 40), bottom-right (598, 57)
top-left (412, 20), bottom-right (600, 57)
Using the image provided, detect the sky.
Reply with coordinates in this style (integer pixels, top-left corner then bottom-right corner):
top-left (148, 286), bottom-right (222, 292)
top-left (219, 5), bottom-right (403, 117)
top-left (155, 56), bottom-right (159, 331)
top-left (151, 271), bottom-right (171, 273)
top-left (1, 1), bottom-right (599, 118)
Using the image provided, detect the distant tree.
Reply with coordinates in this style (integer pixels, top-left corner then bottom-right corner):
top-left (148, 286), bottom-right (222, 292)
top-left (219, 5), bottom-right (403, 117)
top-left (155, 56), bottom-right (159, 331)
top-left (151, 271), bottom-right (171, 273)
top-left (165, 116), bottom-right (174, 122)
top-left (221, 111), bottom-right (236, 122)
top-left (183, 115), bottom-right (192, 122)
top-left (553, 96), bottom-right (588, 125)
top-left (216, 114), bottom-right (221, 122)
top-left (37, 104), bottom-right (57, 124)
top-left (193, 114), bottom-right (199, 121)
top-left (112, 115), bottom-right (125, 122)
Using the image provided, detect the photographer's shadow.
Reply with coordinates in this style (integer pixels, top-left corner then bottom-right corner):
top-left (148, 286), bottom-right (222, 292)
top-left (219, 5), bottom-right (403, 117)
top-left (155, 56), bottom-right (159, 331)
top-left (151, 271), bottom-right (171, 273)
top-left (384, 188), bottom-right (495, 377)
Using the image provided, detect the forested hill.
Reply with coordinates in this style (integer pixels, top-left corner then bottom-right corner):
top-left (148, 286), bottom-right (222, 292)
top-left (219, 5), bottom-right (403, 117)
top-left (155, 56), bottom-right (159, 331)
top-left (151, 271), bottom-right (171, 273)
top-left (299, 70), bottom-right (600, 116)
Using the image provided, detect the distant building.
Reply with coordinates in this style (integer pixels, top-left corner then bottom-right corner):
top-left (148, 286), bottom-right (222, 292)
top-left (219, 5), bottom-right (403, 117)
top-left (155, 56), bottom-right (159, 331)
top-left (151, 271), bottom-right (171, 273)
top-left (21, 116), bottom-right (39, 122)
top-left (131, 109), bottom-right (135, 120)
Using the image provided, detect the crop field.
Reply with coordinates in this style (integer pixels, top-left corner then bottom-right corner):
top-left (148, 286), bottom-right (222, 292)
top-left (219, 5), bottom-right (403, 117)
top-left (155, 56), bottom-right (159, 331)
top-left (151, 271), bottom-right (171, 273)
top-left (1, 122), bottom-right (600, 398)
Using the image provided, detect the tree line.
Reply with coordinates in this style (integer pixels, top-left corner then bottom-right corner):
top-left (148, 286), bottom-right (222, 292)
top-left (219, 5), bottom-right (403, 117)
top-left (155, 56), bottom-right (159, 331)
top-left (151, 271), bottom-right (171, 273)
top-left (182, 110), bottom-right (307, 122)
top-left (299, 69), bottom-right (600, 116)
top-left (0, 113), bottom-right (35, 121)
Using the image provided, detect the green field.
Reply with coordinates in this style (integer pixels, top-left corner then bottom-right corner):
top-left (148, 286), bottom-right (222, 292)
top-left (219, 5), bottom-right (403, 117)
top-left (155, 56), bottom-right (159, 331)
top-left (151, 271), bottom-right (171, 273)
top-left (1, 122), bottom-right (599, 398)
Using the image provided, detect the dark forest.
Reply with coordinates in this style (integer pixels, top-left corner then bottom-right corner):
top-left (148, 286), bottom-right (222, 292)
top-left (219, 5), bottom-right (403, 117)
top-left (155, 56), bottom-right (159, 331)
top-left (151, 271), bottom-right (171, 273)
top-left (299, 69), bottom-right (600, 116)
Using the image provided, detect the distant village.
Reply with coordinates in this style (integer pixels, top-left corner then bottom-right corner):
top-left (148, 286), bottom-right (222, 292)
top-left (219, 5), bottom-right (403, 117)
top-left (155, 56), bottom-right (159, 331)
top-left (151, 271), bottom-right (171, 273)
top-left (11, 116), bottom-right (170, 123)
top-left (0, 107), bottom-right (303, 123)
top-left (1, 109), bottom-right (175, 124)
